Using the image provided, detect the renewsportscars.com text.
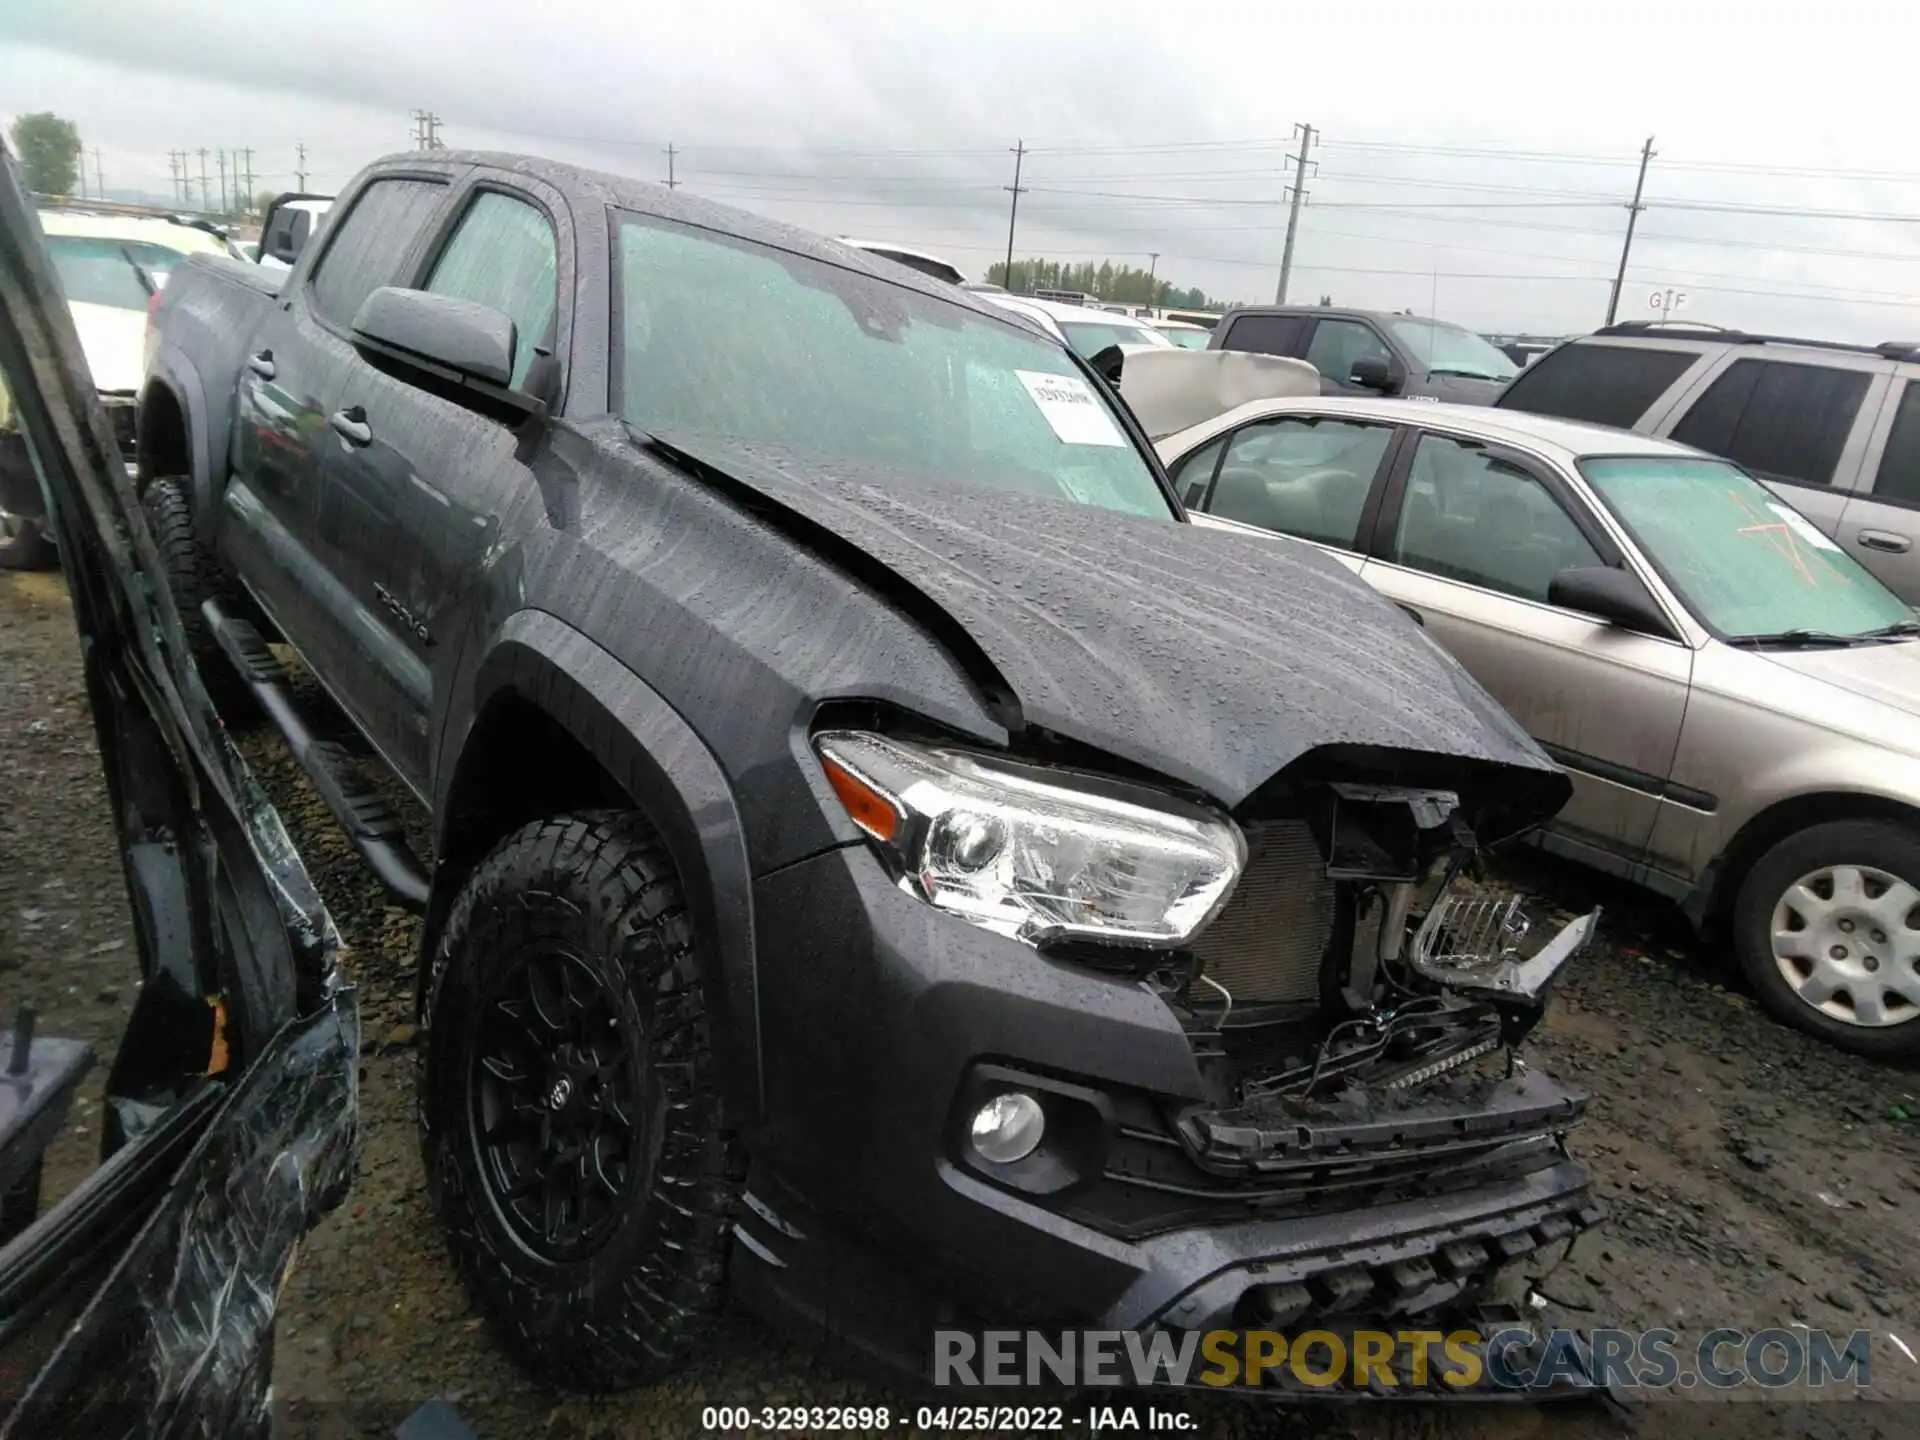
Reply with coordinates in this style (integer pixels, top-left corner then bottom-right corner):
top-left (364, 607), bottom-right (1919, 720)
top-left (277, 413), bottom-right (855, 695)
top-left (934, 1326), bottom-right (1875, 1392)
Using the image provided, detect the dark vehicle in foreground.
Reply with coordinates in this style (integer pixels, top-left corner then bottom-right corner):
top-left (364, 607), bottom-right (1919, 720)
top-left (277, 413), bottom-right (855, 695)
top-left (143, 150), bottom-right (1606, 1392)
top-left (0, 144), bottom-right (357, 1434)
top-left (1213, 305), bottom-right (1521, 404)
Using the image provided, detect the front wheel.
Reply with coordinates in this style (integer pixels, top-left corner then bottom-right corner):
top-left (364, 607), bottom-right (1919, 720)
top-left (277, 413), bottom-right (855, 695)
top-left (418, 812), bottom-right (742, 1389)
top-left (1732, 820), bottom-right (1920, 1058)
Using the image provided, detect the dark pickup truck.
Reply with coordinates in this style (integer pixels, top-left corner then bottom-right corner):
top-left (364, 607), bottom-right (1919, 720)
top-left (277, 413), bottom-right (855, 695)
top-left (140, 150), bottom-right (1605, 1393)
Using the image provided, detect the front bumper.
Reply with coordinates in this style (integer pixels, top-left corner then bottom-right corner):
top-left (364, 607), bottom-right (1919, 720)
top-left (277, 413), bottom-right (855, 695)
top-left (735, 844), bottom-right (1601, 1381)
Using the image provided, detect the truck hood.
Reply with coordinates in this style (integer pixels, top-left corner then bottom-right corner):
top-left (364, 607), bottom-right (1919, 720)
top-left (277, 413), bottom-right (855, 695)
top-left (641, 429), bottom-right (1569, 840)
top-left (66, 300), bottom-right (145, 394)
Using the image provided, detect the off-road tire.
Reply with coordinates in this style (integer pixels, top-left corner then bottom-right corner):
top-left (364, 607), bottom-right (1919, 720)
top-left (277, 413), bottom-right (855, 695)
top-left (1732, 819), bottom-right (1920, 1059)
top-left (141, 476), bottom-right (258, 720)
top-left (418, 811), bottom-right (743, 1389)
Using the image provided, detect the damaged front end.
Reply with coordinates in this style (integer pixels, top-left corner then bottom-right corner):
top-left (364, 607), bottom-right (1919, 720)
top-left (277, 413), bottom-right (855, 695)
top-left (1109, 771), bottom-right (1604, 1342)
top-left (0, 143), bottom-right (357, 1435)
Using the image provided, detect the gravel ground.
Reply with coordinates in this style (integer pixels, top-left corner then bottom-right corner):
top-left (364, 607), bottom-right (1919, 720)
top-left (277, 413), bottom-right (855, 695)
top-left (5, 566), bottom-right (1920, 1438)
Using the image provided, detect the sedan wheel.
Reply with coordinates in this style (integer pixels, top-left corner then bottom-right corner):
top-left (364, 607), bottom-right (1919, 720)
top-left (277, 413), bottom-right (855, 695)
top-left (1735, 820), bottom-right (1920, 1058)
top-left (1770, 864), bottom-right (1920, 1028)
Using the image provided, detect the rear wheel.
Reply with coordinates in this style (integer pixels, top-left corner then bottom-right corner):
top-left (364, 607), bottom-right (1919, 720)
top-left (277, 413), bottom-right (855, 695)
top-left (141, 476), bottom-right (256, 719)
top-left (418, 811), bottom-right (742, 1389)
top-left (1733, 820), bottom-right (1920, 1058)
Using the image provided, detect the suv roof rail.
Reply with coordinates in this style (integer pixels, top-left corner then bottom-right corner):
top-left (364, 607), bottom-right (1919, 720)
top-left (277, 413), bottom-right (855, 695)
top-left (1592, 321), bottom-right (1920, 362)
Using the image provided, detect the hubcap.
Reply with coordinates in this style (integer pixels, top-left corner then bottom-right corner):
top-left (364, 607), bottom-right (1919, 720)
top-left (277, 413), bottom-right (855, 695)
top-left (1771, 864), bottom-right (1920, 1027)
top-left (468, 948), bottom-right (646, 1260)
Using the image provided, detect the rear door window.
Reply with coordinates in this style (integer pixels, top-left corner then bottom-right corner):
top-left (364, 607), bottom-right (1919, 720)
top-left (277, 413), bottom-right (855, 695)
top-left (1495, 343), bottom-right (1696, 427)
top-left (1199, 417), bottom-right (1394, 548)
top-left (1670, 358), bottom-right (1870, 487)
top-left (1218, 313), bottom-right (1307, 357)
top-left (1871, 382), bottom-right (1920, 507)
top-left (308, 177), bottom-right (448, 328)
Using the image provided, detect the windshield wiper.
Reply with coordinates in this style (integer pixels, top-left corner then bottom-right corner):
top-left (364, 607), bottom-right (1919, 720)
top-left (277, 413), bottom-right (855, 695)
top-left (1425, 367), bottom-right (1510, 382)
top-left (1728, 629), bottom-right (1881, 649)
top-left (1862, 619), bottom-right (1920, 640)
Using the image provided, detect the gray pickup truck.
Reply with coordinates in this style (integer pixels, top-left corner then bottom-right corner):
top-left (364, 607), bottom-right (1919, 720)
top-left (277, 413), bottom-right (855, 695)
top-left (140, 149), bottom-right (1605, 1395)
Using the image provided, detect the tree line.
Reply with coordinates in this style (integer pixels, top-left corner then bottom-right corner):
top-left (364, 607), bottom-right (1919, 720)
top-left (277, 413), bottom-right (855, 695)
top-left (984, 257), bottom-right (1240, 312)
top-left (9, 113), bottom-right (83, 196)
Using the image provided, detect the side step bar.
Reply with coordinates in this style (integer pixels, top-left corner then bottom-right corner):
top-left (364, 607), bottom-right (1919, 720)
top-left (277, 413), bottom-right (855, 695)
top-left (202, 598), bottom-right (431, 913)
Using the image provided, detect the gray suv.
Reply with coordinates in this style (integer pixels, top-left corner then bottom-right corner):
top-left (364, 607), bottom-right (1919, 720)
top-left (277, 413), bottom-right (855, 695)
top-left (1496, 322), bottom-right (1920, 603)
top-left (1209, 305), bottom-right (1520, 403)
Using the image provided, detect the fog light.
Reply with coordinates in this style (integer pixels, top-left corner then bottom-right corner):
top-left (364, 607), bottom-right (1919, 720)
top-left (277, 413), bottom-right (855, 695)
top-left (971, 1092), bottom-right (1045, 1164)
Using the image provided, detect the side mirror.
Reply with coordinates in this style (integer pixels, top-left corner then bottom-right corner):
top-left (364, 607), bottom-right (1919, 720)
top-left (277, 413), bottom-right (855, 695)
top-left (1547, 565), bottom-right (1677, 640)
top-left (351, 287), bottom-right (518, 388)
top-left (1349, 354), bottom-right (1402, 393)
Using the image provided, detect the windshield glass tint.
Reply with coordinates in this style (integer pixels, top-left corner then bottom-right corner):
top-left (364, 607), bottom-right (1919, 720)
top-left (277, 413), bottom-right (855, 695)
top-left (44, 235), bottom-right (178, 310)
top-left (1058, 320), bottom-right (1172, 357)
top-left (1389, 319), bottom-right (1518, 382)
top-left (1160, 328), bottom-right (1210, 349)
top-left (1582, 457), bottom-right (1913, 638)
top-left (616, 217), bottom-right (1173, 518)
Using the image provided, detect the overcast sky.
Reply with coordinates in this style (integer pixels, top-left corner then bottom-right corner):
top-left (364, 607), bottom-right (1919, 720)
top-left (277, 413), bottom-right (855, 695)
top-left (5, 0), bottom-right (1919, 341)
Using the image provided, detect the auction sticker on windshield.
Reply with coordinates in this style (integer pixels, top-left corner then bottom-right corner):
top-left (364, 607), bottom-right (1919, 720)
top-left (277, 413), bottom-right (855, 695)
top-left (1767, 501), bottom-right (1841, 553)
top-left (1017, 370), bottom-right (1125, 447)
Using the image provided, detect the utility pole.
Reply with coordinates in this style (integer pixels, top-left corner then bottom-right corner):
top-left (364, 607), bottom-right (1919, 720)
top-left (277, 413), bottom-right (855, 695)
top-left (1605, 135), bottom-right (1657, 326)
top-left (1276, 123), bottom-right (1316, 305)
top-left (411, 110), bottom-right (443, 150)
top-left (1003, 139), bottom-right (1026, 291)
top-left (240, 147), bottom-right (254, 213)
top-left (1147, 252), bottom-right (1159, 311)
top-left (92, 148), bottom-right (104, 200)
top-left (198, 148), bottom-right (210, 214)
top-left (664, 143), bottom-right (677, 189)
top-left (217, 150), bottom-right (229, 215)
top-left (167, 151), bottom-right (181, 204)
top-left (295, 141), bottom-right (308, 191)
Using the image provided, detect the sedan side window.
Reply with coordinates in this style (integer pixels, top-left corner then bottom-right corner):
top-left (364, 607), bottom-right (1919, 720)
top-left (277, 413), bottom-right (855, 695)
top-left (1389, 434), bottom-right (1601, 603)
top-left (425, 191), bottom-right (559, 390)
top-left (1169, 434), bottom-right (1226, 508)
top-left (1200, 417), bottom-right (1393, 548)
top-left (1305, 321), bottom-right (1392, 385)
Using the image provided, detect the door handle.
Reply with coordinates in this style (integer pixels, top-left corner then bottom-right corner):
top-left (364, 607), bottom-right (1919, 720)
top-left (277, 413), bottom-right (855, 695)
top-left (328, 407), bottom-right (371, 447)
top-left (1857, 528), bottom-right (1912, 554)
top-left (246, 350), bottom-right (275, 379)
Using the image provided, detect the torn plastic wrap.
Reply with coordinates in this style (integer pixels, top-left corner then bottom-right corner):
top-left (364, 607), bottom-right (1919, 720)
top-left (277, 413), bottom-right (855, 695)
top-left (0, 137), bottom-right (360, 1436)
top-left (1, 993), bottom-right (358, 1440)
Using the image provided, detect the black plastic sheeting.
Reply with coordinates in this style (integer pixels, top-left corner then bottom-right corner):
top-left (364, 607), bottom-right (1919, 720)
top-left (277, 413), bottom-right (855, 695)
top-left (0, 137), bottom-right (361, 1437)
top-left (1, 994), bottom-right (358, 1440)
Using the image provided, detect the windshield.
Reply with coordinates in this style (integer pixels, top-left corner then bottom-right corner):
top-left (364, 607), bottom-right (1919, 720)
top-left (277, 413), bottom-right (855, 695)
top-left (616, 216), bottom-right (1173, 519)
top-left (1159, 327), bottom-right (1210, 350)
top-left (1581, 456), bottom-right (1914, 639)
top-left (1058, 319), bottom-right (1173, 358)
top-left (1388, 319), bottom-right (1518, 382)
top-left (43, 235), bottom-right (180, 311)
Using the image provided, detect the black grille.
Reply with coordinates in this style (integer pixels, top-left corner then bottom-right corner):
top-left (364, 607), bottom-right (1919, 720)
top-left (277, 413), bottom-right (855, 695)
top-left (1190, 820), bottom-right (1333, 1003)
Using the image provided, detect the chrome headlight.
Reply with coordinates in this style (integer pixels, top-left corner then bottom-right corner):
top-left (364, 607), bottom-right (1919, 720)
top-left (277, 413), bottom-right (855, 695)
top-left (813, 730), bottom-right (1244, 947)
